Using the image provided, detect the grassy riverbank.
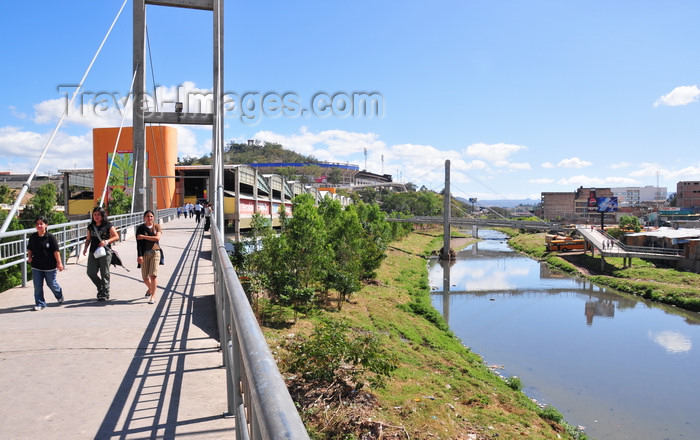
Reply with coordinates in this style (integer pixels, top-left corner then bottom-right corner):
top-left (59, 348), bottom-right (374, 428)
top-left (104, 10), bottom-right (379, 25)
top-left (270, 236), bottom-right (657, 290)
top-left (507, 230), bottom-right (700, 312)
top-left (263, 230), bottom-right (587, 440)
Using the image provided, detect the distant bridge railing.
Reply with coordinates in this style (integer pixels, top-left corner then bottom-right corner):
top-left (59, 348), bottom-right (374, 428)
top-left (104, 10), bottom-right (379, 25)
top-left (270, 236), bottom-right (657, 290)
top-left (210, 220), bottom-right (310, 440)
top-left (577, 226), bottom-right (685, 260)
top-left (388, 216), bottom-right (562, 231)
top-left (0, 208), bottom-right (177, 288)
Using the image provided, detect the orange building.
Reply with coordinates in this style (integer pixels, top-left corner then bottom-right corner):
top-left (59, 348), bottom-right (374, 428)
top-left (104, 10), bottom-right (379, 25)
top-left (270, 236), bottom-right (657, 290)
top-left (92, 126), bottom-right (178, 210)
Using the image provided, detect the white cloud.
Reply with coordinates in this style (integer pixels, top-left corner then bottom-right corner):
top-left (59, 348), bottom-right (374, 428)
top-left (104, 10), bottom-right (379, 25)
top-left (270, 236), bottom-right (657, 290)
top-left (0, 126), bottom-right (92, 173)
top-left (629, 162), bottom-right (664, 178)
top-left (31, 81), bottom-right (215, 130)
top-left (530, 178), bottom-right (554, 184)
top-left (557, 175), bottom-right (603, 186)
top-left (8, 106), bottom-right (26, 119)
top-left (557, 157), bottom-right (592, 168)
top-left (557, 175), bottom-right (639, 186)
top-left (541, 162), bottom-right (554, 168)
top-left (649, 330), bottom-right (691, 353)
top-left (33, 96), bottom-right (126, 128)
top-left (465, 142), bottom-right (527, 162)
top-left (665, 165), bottom-right (700, 180)
top-left (610, 162), bottom-right (630, 169)
top-left (253, 128), bottom-right (386, 163)
top-left (654, 85), bottom-right (700, 107)
top-left (174, 126), bottom-right (211, 159)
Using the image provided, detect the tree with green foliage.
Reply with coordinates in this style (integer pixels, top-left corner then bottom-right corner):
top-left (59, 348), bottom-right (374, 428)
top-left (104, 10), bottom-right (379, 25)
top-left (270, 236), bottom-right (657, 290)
top-left (107, 186), bottom-right (132, 215)
top-left (224, 141), bottom-right (317, 164)
top-left (619, 215), bottom-right (642, 232)
top-left (249, 211), bottom-right (271, 252)
top-left (277, 202), bottom-right (289, 232)
top-left (319, 199), bottom-right (364, 308)
top-left (285, 194), bottom-right (331, 289)
top-left (667, 192), bottom-right (677, 207)
top-left (355, 201), bottom-right (392, 279)
top-left (326, 168), bottom-right (343, 185)
top-left (0, 210), bottom-right (23, 292)
top-left (0, 184), bottom-right (14, 204)
top-left (20, 183), bottom-right (66, 227)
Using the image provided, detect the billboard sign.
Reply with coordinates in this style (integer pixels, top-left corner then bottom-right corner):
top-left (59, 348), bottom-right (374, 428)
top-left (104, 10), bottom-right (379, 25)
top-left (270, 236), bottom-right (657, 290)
top-left (596, 197), bottom-right (618, 212)
top-left (587, 190), bottom-right (597, 210)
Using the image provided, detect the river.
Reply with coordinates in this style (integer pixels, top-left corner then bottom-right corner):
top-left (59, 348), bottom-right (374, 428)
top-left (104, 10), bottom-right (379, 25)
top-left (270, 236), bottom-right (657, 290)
top-left (428, 229), bottom-right (700, 440)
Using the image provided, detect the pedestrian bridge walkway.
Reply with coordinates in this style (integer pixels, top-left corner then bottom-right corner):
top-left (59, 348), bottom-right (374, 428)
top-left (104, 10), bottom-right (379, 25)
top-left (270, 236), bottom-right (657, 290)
top-left (575, 225), bottom-right (684, 261)
top-left (0, 217), bottom-right (235, 439)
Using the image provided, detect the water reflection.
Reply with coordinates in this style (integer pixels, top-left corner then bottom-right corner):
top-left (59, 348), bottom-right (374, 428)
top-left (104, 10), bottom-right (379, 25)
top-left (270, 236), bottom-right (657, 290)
top-left (428, 229), bottom-right (700, 440)
top-left (431, 251), bottom-right (639, 327)
top-left (649, 330), bottom-right (692, 353)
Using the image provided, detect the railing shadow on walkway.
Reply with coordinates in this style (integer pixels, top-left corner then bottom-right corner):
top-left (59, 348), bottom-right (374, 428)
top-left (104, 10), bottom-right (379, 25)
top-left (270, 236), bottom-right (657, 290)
top-left (96, 224), bottom-right (231, 439)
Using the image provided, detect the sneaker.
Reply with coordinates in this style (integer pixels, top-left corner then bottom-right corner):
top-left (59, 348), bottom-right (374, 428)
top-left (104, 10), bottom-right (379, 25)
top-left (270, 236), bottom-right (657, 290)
top-left (33, 305), bottom-right (45, 311)
top-left (57, 296), bottom-right (64, 304)
top-left (148, 298), bottom-right (155, 304)
top-left (145, 291), bottom-right (150, 297)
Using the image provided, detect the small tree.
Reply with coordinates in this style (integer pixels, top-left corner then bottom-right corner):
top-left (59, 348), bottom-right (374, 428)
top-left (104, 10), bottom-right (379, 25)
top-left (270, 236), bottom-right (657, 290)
top-left (0, 184), bottom-right (13, 204)
top-left (285, 194), bottom-right (331, 289)
top-left (619, 215), bottom-right (642, 232)
top-left (107, 187), bottom-right (132, 215)
top-left (0, 211), bottom-right (23, 292)
top-left (249, 211), bottom-right (271, 252)
top-left (21, 183), bottom-right (66, 226)
top-left (326, 168), bottom-right (343, 185)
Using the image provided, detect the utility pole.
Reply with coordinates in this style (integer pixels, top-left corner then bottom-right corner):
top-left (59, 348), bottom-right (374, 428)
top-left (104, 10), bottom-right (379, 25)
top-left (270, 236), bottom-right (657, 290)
top-left (441, 159), bottom-right (451, 261)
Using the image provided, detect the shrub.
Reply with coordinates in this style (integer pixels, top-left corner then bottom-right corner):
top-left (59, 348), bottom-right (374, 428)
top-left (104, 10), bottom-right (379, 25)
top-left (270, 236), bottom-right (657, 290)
top-left (539, 406), bottom-right (564, 423)
top-left (506, 376), bottom-right (523, 391)
top-left (284, 318), bottom-right (397, 388)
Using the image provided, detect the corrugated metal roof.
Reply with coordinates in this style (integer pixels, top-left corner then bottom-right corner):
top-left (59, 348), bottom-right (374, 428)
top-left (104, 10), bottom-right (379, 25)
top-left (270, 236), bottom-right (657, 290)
top-left (626, 227), bottom-right (700, 239)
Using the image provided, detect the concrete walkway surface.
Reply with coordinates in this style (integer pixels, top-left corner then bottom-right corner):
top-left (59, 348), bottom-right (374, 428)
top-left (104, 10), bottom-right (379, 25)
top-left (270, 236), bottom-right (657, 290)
top-left (0, 216), bottom-right (235, 439)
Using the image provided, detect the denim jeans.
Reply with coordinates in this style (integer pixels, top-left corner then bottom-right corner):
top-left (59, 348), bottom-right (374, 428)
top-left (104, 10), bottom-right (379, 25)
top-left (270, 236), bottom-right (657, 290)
top-left (87, 251), bottom-right (112, 298)
top-left (32, 268), bottom-right (63, 307)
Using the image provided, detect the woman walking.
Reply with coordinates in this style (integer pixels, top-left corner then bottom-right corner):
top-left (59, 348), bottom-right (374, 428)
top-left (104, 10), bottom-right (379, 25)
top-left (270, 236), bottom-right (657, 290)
top-left (83, 207), bottom-right (119, 301)
top-left (136, 210), bottom-right (162, 304)
top-left (27, 216), bottom-right (65, 311)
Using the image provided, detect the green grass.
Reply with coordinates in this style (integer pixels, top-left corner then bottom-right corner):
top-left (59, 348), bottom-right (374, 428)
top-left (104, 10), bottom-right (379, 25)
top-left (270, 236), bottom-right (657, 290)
top-left (265, 228), bottom-right (589, 439)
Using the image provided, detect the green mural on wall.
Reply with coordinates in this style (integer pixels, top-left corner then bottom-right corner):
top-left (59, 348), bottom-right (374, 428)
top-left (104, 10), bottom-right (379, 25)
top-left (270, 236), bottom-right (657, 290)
top-left (108, 152), bottom-right (134, 193)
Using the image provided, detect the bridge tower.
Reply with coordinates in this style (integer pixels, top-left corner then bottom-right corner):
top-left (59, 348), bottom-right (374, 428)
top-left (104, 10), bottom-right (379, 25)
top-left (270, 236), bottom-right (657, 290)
top-left (441, 159), bottom-right (452, 260)
top-left (133, 0), bottom-right (224, 234)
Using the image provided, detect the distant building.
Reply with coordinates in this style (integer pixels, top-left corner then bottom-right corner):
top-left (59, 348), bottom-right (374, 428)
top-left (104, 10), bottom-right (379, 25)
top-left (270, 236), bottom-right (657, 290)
top-left (611, 186), bottom-right (666, 207)
top-left (541, 187), bottom-right (614, 223)
top-left (676, 181), bottom-right (700, 211)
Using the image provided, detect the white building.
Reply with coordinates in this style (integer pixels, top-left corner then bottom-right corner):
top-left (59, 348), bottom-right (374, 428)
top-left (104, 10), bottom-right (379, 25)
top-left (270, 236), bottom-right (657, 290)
top-left (611, 186), bottom-right (666, 207)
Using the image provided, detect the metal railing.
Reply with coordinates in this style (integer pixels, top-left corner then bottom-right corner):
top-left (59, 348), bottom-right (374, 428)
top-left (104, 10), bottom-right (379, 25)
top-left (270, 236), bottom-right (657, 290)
top-left (0, 209), bottom-right (177, 288)
top-left (210, 220), bottom-right (310, 440)
top-left (577, 226), bottom-right (686, 259)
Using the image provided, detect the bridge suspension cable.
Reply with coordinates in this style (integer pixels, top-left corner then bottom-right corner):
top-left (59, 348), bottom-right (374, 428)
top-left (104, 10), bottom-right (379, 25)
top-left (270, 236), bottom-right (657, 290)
top-left (99, 65), bottom-right (139, 209)
top-left (0, 0), bottom-right (129, 233)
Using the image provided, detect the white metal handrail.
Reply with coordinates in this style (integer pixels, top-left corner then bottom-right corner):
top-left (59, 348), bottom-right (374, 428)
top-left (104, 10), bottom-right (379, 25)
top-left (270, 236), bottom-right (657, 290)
top-left (210, 220), bottom-right (310, 440)
top-left (0, 208), bottom-right (177, 288)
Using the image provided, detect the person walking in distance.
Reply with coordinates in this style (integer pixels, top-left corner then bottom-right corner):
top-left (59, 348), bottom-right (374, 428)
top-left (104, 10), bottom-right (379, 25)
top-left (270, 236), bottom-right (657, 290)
top-left (27, 216), bottom-right (65, 311)
top-left (83, 207), bottom-right (119, 301)
top-left (203, 202), bottom-right (212, 231)
top-left (136, 210), bottom-right (162, 304)
top-left (194, 201), bottom-right (203, 224)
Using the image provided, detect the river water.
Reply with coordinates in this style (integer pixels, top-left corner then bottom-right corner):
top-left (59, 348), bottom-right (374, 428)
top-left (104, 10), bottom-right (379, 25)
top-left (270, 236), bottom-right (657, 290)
top-left (428, 229), bottom-right (700, 440)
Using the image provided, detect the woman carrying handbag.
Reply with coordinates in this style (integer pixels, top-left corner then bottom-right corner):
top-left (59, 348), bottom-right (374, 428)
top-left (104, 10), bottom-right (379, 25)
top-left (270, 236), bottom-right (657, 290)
top-left (83, 207), bottom-right (119, 301)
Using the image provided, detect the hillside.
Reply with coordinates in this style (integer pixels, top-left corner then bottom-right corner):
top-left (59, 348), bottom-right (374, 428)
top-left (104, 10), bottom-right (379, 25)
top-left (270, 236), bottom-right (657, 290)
top-left (224, 141), bottom-right (317, 164)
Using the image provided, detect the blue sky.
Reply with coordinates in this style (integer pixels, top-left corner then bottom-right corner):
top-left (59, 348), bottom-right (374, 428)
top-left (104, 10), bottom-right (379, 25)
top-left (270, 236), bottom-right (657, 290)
top-left (2, 0), bottom-right (700, 201)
